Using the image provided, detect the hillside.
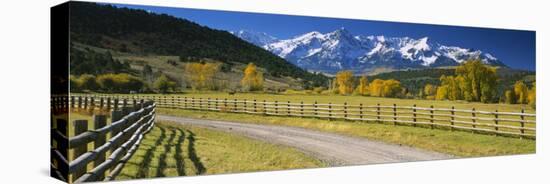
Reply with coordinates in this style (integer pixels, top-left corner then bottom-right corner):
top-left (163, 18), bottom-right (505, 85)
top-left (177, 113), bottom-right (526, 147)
top-left (70, 42), bottom-right (308, 91)
top-left (68, 2), bottom-right (327, 88)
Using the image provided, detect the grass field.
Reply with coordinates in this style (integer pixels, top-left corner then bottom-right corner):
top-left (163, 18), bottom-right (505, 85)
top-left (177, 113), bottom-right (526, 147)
top-left (158, 108), bottom-right (535, 157)
top-left (116, 121), bottom-right (325, 180)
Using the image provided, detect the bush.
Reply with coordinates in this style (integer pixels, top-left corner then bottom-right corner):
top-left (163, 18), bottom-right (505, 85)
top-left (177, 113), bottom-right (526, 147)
top-left (154, 75), bottom-right (177, 93)
top-left (70, 75), bottom-right (81, 92)
top-left (96, 73), bottom-right (144, 93)
top-left (313, 87), bottom-right (325, 94)
top-left (79, 74), bottom-right (98, 91)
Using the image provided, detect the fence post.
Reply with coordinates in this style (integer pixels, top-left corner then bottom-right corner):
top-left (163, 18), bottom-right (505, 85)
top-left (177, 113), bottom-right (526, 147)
top-left (314, 101), bottom-right (318, 117)
top-left (244, 99), bottom-right (247, 112)
top-left (254, 99), bottom-right (257, 113)
top-left (520, 109), bottom-right (525, 139)
top-left (106, 97), bottom-right (111, 111)
top-left (207, 98), bottom-right (211, 110)
top-left (84, 97), bottom-right (88, 110)
top-left (344, 102), bottom-right (348, 119)
top-left (99, 97), bottom-right (104, 110)
top-left (93, 115), bottom-right (107, 180)
top-left (393, 104), bottom-right (397, 126)
top-left (376, 103), bottom-right (381, 123)
top-left (412, 104), bottom-right (417, 127)
top-left (110, 109), bottom-right (123, 150)
top-left (90, 97), bottom-right (95, 111)
top-left (172, 96), bottom-right (175, 109)
top-left (494, 110), bottom-right (499, 136)
top-left (132, 99), bottom-right (137, 111)
top-left (275, 101), bottom-right (278, 115)
top-left (430, 105), bottom-right (434, 129)
top-left (328, 102), bottom-right (332, 119)
top-left (224, 98), bottom-right (227, 111)
top-left (177, 96), bottom-right (181, 109)
top-left (450, 106), bottom-right (455, 131)
top-left (359, 103), bottom-right (363, 120)
top-left (287, 101), bottom-right (291, 116)
top-left (113, 98), bottom-right (119, 111)
top-left (199, 98), bottom-right (203, 110)
top-left (122, 98), bottom-right (127, 110)
top-left (264, 100), bottom-right (267, 115)
top-left (78, 96), bottom-right (82, 109)
top-left (471, 107), bottom-right (476, 133)
top-left (64, 96), bottom-right (69, 111)
top-left (234, 99), bottom-right (237, 112)
top-left (300, 101), bottom-right (304, 117)
top-left (215, 98), bottom-right (219, 111)
top-left (184, 97), bottom-right (188, 109)
top-left (71, 96), bottom-right (75, 109)
top-left (71, 120), bottom-right (88, 182)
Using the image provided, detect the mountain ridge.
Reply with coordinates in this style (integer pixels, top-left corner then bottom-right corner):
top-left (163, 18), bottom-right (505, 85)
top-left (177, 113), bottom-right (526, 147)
top-left (233, 28), bottom-right (506, 75)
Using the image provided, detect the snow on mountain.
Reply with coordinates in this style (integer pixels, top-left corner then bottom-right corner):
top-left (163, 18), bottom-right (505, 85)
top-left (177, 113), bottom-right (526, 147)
top-left (230, 30), bottom-right (278, 47)
top-left (233, 28), bottom-right (505, 74)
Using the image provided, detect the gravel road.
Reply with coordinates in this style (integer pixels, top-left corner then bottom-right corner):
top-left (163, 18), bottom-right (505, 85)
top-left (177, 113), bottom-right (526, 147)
top-left (158, 115), bottom-right (453, 166)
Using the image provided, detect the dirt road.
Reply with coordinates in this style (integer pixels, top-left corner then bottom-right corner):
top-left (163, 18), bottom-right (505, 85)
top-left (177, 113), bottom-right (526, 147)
top-left (158, 115), bottom-right (453, 166)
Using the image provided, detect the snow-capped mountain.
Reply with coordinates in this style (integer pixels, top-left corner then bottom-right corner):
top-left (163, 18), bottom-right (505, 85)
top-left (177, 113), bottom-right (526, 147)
top-left (230, 30), bottom-right (279, 47)
top-left (233, 28), bottom-right (505, 74)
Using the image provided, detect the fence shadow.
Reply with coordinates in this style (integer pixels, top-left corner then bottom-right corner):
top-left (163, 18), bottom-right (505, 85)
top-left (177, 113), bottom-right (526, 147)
top-left (175, 129), bottom-right (186, 176)
top-left (156, 128), bottom-right (176, 177)
top-left (186, 130), bottom-right (206, 174)
top-left (137, 126), bottom-right (166, 178)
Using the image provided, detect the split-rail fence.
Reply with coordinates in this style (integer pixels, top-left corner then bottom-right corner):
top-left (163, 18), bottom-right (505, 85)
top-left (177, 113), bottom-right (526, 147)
top-left (87, 94), bottom-right (536, 139)
top-left (51, 95), bottom-right (156, 183)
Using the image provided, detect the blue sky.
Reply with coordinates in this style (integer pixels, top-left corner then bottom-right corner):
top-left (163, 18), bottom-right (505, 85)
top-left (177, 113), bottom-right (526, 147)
top-left (112, 3), bottom-right (536, 71)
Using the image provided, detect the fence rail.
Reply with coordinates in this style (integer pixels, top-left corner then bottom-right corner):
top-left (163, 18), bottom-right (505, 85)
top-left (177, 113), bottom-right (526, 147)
top-left (51, 96), bottom-right (156, 183)
top-left (80, 94), bottom-right (536, 139)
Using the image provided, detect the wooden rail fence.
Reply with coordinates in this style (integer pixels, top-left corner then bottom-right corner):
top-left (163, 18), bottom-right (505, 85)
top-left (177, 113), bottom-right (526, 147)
top-left (82, 95), bottom-right (536, 139)
top-left (51, 96), bottom-right (156, 183)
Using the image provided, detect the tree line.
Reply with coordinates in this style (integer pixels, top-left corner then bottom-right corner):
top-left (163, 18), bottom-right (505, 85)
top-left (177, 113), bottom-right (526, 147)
top-left (329, 70), bottom-right (405, 98)
top-left (420, 60), bottom-right (535, 107)
top-left (71, 61), bottom-right (266, 94)
top-left (328, 60), bottom-right (536, 107)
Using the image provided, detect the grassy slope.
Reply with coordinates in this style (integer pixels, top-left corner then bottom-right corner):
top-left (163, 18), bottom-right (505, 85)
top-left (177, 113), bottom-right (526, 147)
top-left (72, 42), bottom-right (304, 90)
top-left (117, 121), bottom-right (325, 180)
top-left (158, 108), bottom-right (535, 157)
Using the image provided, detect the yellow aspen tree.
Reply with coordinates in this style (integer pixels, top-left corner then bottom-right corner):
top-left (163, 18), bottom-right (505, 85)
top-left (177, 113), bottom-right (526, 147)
top-left (423, 84), bottom-right (437, 98)
top-left (355, 75), bottom-right (369, 95)
top-left (369, 79), bottom-right (384, 97)
top-left (335, 70), bottom-right (354, 95)
top-left (241, 63), bottom-right (264, 91)
top-left (514, 81), bottom-right (529, 104)
top-left (185, 62), bottom-right (220, 90)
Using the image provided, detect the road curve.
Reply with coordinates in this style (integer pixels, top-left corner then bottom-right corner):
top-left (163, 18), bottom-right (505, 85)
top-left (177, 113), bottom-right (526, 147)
top-left (157, 115), bottom-right (453, 166)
